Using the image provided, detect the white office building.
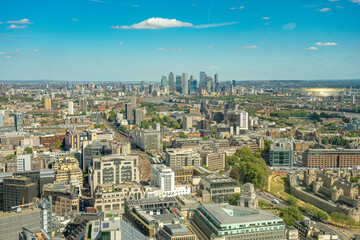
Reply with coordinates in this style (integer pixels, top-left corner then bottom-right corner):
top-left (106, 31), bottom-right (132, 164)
top-left (68, 101), bottom-right (74, 115)
top-left (17, 154), bottom-right (31, 172)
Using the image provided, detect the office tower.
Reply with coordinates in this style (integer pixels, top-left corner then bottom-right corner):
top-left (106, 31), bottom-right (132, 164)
top-left (17, 155), bottom-right (31, 172)
top-left (303, 149), bottom-right (360, 168)
top-left (3, 176), bottom-right (37, 212)
top-left (0, 110), bottom-right (4, 127)
top-left (214, 73), bottom-right (218, 84)
top-left (44, 97), bottom-right (51, 110)
top-left (161, 74), bottom-right (168, 86)
top-left (68, 101), bottom-right (74, 115)
top-left (130, 96), bottom-right (137, 106)
top-left (165, 148), bottom-right (201, 167)
top-left (269, 141), bottom-right (294, 167)
top-left (205, 76), bottom-right (213, 93)
top-left (53, 156), bottom-right (83, 185)
top-left (199, 175), bottom-right (240, 203)
top-left (14, 113), bottom-right (24, 132)
top-left (189, 79), bottom-right (197, 94)
top-left (125, 103), bottom-right (133, 124)
top-left (199, 71), bottom-right (206, 91)
top-left (134, 108), bottom-right (146, 126)
top-left (168, 72), bottom-right (175, 92)
top-left (200, 151), bottom-right (226, 171)
top-left (192, 203), bottom-right (285, 239)
top-left (176, 75), bottom-right (182, 93)
top-left (150, 164), bottom-right (175, 192)
top-left (182, 73), bottom-right (188, 95)
top-left (183, 116), bottom-right (192, 130)
top-left (89, 154), bottom-right (140, 193)
top-left (82, 140), bottom-right (120, 171)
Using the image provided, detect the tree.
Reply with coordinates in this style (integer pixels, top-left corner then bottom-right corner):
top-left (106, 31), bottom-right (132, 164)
top-left (162, 141), bottom-right (167, 151)
top-left (321, 138), bottom-right (328, 145)
top-left (56, 139), bottom-right (62, 149)
top-left (287, 195), bottom-right (299, 206)
top-left (118, 125), bottom-right (127, 133)
top-left (228, 193), bottom-right (241, 206)
top-left (316, 211), bottom-right (328, 221)
top-left (5, 154), bottom-right (16, 160)
top-left (179, 133), bottom-right (188, 139)
top-left (280, 206), bottom-right (304, 226)
top-left (24, 147), bottom-right (33, 154)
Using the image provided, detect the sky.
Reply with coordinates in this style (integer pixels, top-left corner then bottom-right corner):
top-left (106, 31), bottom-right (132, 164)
top-left (0, 0), bottom-right (360, 82)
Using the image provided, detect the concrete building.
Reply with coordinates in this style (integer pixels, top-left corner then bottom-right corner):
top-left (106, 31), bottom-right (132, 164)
top-left (169, 72), bottom-right (175, 92)
top-left (44, 97), bottom-right (51, 110)
top-left (191, 203), bottom-right (286, 240)
top-left (126, 102), bottom-right (133, 124)
top-left (302, 148), bottom-right (360, 168)
top-left (134, 108), bottom-right (146, 126)
top-left (89, 154), bottom-right (140, 195)
top-left (165, 149), bottom-right (201, 167)
top-left (64, 129), bottom-right (97, 150)
top-left (199, 175), bottom-right (240, 204)
top-left (53, 155), bottom-right (83, 186)
top-left (42, 184), bottom-right (79, 216)
top-left (158, 224), bottom-right (197, 240)
top-left (182, 116), bottom-right (192, 130)
top-left (132, 129), bottom-right (162, 151)
top-left (238, 183), bottom-right (258, 209)
top-left (93, 183), bottom-right (143, 212)
top-left (68, 101), bottom-right (74, 115)
top-left (270, 141), bottom-right (294, 167)
top-left (171, 166), bottom-right (194, 184)
top-left (182, 73), bottom-right (188, 95)
top-left (17, 154), bottom-right (31, 172)
top-left (200, 151), bottom-right (226, 171)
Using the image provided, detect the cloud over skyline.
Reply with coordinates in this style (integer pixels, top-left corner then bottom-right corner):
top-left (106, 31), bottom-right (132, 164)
top-left (282, 23), bottom-right (297, 30)
top-left (7, 19), bottom-right (32, 24)
top-left (315, 42), bottom-right (338, 46)
top-left (7, 25), bottom-right (28, 29)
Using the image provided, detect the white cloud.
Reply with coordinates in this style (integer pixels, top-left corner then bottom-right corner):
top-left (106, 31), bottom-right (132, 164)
top-left (5, 56), bottom-right (11, 59)
top-left (230, 6), bottom-right (244, 10)
top-left (265, 23), bottom-right (270, 25)
top-left (240, 45), bottom-right (258, 49)
top-left (315, 42), bottom-right (338, 46)
top-left (157, 47), bottom-right (183, 51)
top-left (112, 18), bottom-right (237, 30)
top-left (119, 42), bottom-right (123, 45)
top-left (329, 0), bottom-right (339, 1)
top-left (7, 25), bottom-right (28, 29)
top-left (206, 66), bottom-right (219, 70)
top-left (262, 17), bottom-right (271, 20)
top-left (113, 17), bottom-right (193, 29)
top-left (282, 23), bottom-right (297, 30)
top-left (317, 7), bottom-right (331, 11)
top-left (0, 52), bottom-right (5, 54)
top-left (305, 46), bottom-right (318, 50)
top-left (33, 49), bottom-right (39, 52)
top-left (350, 0), bottom-right (360, 4)
top-left (208, 46), bottom-right (214, 49)
top-left (336, 5), bottom-right (344, 8)
top-left (193, 22), bottom-right (237, 28)
top-left (72, 19), bottom-right (79, 21)
top-left (7, 18), bottom-right (32, 24)
top-left (157, 47), bottom-right (165, 50)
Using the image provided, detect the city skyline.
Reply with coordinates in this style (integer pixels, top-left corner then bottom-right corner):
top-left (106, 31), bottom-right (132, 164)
top-left (1, 0), bottom-right (360, 81)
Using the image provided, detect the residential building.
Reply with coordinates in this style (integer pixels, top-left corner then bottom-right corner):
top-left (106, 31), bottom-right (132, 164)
top-left (44, 97), bottom-right (51, 110)
top-left (192, 203), bottom-right (286, 240)
top-left (270, 141), bottom-right (294, 167)
top-left (165, 149), bottom-right (201, 167)
top-left (126, 102), bottom-right (133, 124)
top-left (68, 101), bottom-right (74, 115)
top-left (199, 175), bottom-right (240, 204)
top-left (182, 116), bottom-right (192, 130)
top-left (64, 129), bottom-right (97, 150)
top-left (134, 108), bottom-right (146, 126)
top-left (14, 113), bottom-right (24, 132)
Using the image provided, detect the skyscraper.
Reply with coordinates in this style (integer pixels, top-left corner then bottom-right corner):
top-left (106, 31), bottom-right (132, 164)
top-left (14, 113), bottom-right (23, 132)
top-left (176, 75), bottom-right (182, 93)
top-left (168, 72), bottom-right (175, 92)
top-left (161, 75), bottom-right (168, 86)
top-left (189, 79), bottom-right (197, 94)
top-left (0, 110), bottom-right (4, 127)
top-left (182, 73), bottom-right (188, 95)
top-left (199, 71), bottom-right (206, 91)
top-left (68, 101), bottom-right (74, 115)
top-left (214, 73), bottom-right (219, 84)
top-left (134, 108), bottom-right (146, 126)
top-left (17, 155), bottom-right (31, 172)
top-left (125, 103), bottom-right (133, 124)
top-left (44, 97), bottom-right (51, 110)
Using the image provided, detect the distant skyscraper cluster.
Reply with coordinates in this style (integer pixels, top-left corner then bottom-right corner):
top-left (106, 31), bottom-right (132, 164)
top-left (160, 71), bottom-right (219, 95)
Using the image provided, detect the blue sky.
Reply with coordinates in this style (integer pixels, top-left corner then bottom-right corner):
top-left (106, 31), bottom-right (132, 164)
top-left (1, 0), bottom-right (360, 81)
